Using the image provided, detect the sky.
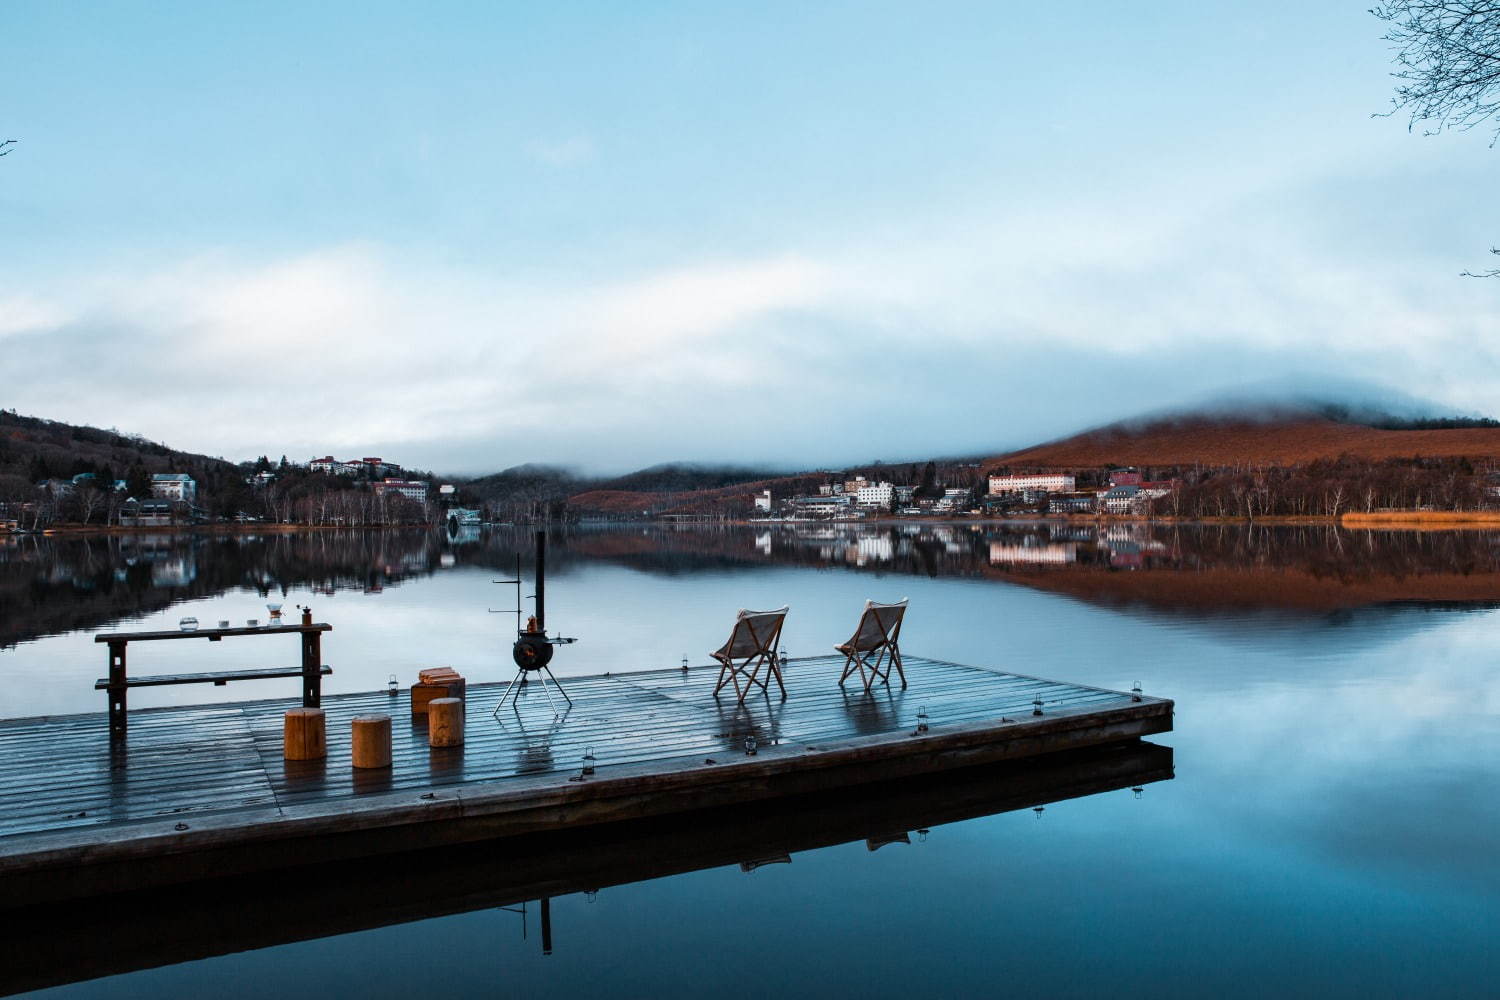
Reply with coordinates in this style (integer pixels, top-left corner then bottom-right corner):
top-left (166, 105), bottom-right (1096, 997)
top-left (2, 1), bottom-right (1499, 475)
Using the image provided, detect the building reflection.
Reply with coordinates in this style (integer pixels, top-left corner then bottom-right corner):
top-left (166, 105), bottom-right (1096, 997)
top-left (10, 520), bottom-right (1500, 649)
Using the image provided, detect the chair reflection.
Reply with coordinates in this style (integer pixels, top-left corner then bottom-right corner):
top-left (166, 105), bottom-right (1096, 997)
top-left (840, 685), bottom-right (905, 736)
top-left (714, 696), bottom-right (785, 754)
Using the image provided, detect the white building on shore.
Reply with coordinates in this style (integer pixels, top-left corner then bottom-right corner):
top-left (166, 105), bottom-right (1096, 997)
top-left (988, 472), bottom-right (1075, 495)
top-left (150, 473), bottom-right (197, 503)
top-left (855, 481), bottom-right (894, 509)
top-left (372, 478), bottom-right (429, 504)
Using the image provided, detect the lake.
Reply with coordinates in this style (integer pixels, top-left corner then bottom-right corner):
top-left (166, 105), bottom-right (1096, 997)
top-left (3, 522), bottom-right (1498, 998)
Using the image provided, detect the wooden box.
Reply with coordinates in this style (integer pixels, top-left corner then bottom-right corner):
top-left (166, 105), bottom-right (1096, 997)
top-left (411, 671), bottom-right (466, 718)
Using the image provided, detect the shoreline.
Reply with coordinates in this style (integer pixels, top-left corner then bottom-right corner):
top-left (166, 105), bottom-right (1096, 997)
top-left (9, 509), bottom-right (1500, 538)
top-left (2, 523), bottom-right (433, 538)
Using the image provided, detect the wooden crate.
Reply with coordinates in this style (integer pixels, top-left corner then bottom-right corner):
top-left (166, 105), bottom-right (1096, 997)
top-left (410, 673), bottom-right (466, 718)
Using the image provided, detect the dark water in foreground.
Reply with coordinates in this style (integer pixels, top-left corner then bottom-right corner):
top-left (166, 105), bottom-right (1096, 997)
top-left (3, 523), bottom-right (1498, 998)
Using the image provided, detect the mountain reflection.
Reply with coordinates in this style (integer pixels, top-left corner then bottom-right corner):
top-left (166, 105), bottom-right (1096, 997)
top-left (7, 521), bottom-right (1500, 647)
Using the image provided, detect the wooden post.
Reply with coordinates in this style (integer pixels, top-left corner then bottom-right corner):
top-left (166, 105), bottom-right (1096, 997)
top-left (301, 627), bottom-right (322, 708)
top-left (351, 714), bottom-right (392, 769)
top-left (428, 698), bottom-right (464, 748)
top-left (283, 707), bottom-right (326, 760)
top-left (535, 530), bottom-right (546, 632)
top-left (107, 640), bottom-right (128, 740)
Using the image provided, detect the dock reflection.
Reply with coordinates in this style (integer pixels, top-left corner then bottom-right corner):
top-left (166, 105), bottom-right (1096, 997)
top-left (0, 741), bottom-right (1172, 996)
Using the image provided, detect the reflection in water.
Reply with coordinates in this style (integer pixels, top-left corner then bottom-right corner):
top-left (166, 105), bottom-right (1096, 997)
top-left (502, 704), bottom-right (572, 774)
top-left (9, 521), bottom-right (1500, 648)
top-left (0, 742), bottom-right (1173, 996)
top-left (713, 696), bottom-right (785, 752)
top-left (0, 529), bottom-right (446, 648)
top-left (3, 525), bottom-right (1498, 998)
top-left (840, 686), bottom-right (905, 736)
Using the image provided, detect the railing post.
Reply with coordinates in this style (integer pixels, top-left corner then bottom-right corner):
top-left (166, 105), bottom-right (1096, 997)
top-left (107, 640), bottom-right (128, 740)
top-left (302, 627), bottom-right (322, 708)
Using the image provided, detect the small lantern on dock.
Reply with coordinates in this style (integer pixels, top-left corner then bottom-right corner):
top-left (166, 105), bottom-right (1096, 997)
top-left (387, 673), bottom-right (398, 697)
top-left (582, 747), bottom-right (596, 776)
top-left (745, 735), bottom-right (757, 756)
top-left (681, 655), bottom-right (689, 672)
top-left (1033, 695), bottom-right (1044, 716)
top-left (1131, 680), bottom-right (1143, 702)
top-left (916, 705), bottom-right (929, 733)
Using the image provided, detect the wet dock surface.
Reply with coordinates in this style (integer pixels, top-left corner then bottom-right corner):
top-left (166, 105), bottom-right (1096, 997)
top-left (0, 655), bottom-right (1150, 840)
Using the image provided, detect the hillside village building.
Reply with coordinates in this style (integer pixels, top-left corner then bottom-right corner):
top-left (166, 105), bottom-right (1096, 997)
top-left (934, 487), bottom-right (973, 512)
top-left (788, 495), bottom-right (853, 517)
top-left (372, 479), bottom-right (429, 504)
top-left (310, 456), bottom-right (403, 477)
top-left (989, 473), bottom-right (1075, 494)
top-left (855, 481), bottom-right (894, 508)
top-left (150, 473), bottom-right (197, 503)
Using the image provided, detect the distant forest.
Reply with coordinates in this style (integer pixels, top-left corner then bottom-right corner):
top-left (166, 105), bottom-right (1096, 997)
top-left (5, 406), bottom-right (1500, 527)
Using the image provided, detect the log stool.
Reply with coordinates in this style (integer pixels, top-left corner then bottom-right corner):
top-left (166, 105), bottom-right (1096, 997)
top-left (428, 697), bottom-right (464, 748)
top-left (352, 713), bottom-right (393, 769)
top-left (283, 707), bottom-right (326, 761)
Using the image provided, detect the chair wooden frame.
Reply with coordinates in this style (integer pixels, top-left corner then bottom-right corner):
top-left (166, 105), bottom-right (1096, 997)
top-left (711, 606), bottom-right (789, 704)
top-left (836, 598), bottom-right (908, 691)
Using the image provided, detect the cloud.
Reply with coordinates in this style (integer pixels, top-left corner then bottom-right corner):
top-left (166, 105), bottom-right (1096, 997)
top-left (0, 294), bottom-right (70, 338)
top-left (2, 160), bottom-right (1497, 473)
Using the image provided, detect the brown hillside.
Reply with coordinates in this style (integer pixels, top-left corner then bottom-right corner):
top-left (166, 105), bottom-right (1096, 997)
top-left (992, 417), bottom-right (1500, 468)
top-left (568, 473), bottom-right (819, 516)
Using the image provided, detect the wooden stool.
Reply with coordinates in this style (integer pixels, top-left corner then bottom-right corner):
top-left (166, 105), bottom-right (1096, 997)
top-left (283, 707), bottom-right (326, 761)
top-left (428, 697), bottom-right (464, 748)
top-left (351, 714), bottom-right (392, 769)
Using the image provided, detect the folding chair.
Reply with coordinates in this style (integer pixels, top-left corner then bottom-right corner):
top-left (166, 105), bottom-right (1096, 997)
top-left (836, 598), bottom-right (908, 690)
top-left (711, 606), bottom-right (789, 704)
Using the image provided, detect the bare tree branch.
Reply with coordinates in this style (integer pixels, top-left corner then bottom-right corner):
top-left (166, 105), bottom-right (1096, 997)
top-left (1373, 3), bottom-right (1500, 274)
top-left (1373, 2), bottom-right (1500, 142)
top-left (0, 139), bottom-right (16, 157)
top-left (1459, 246), bottom-right (1500, 276)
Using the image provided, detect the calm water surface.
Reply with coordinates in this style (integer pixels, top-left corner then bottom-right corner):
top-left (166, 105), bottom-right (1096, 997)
top-left (3, 523), bottom-right (1497, 998)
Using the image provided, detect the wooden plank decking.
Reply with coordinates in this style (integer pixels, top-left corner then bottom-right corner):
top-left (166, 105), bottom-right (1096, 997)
top-left (0, 655), bottom-right (1172, 905)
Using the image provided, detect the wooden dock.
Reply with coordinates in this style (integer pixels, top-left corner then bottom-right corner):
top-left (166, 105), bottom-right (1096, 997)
top-left (0, 655), bottom-right (1172, 907)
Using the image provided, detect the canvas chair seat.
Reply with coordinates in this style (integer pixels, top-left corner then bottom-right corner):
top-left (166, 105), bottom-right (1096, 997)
top-left (836, 598), bottom-right (908, 690)
top-left (711, 606), bottom-right (789, 704)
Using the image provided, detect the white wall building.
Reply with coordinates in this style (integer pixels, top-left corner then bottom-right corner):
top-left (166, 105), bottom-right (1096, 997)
top-left (373, 478), bottom-right (429, 504)
top-left (933, 487), bottom-right (972, 511)
top-left (789, 495), bottom-right (853, 517)
top-left (988, 473), bottom-right (1075, 495)
top-left (754, 490), bottom-right (772, 512)
top-left (150, 473), bottom-right (197, 502)
top-left (855, 481), bottom-right (894, 509)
